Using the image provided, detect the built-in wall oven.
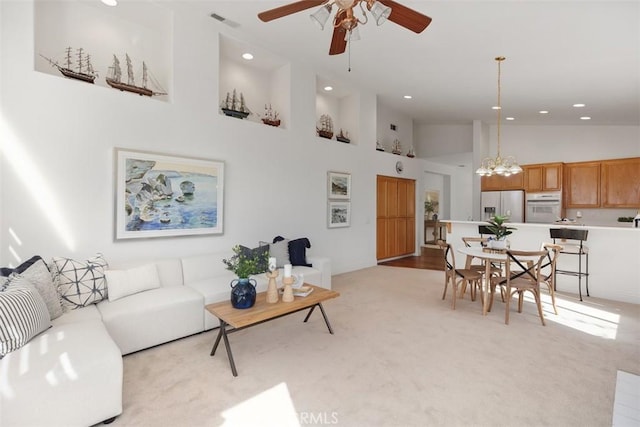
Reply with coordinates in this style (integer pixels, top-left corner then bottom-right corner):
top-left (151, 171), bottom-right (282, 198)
top-left (525, 192), bottom-right (562, 223)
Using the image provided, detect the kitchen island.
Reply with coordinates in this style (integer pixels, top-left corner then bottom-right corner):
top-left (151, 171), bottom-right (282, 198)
top-left (443, 221), bottom-right (640, 304)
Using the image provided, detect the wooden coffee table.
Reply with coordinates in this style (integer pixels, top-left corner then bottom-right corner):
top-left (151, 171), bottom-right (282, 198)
top-left (205, 284), bottom-right (340, 376)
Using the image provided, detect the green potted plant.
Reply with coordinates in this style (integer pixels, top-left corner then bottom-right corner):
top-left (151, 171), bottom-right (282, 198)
top-left (485, 215), bottom-right (517, 249)
top-left (222, 245), bottom-right (269, 309)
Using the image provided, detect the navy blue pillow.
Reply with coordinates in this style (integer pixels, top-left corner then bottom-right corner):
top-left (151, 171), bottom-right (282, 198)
top-left (273, 236), bottom-right (312, 267)
top-left (0, 255), bottom-right (44, 277)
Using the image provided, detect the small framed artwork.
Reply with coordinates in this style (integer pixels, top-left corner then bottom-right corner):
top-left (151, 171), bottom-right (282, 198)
top-left (328, 201), bottom-right (351, 228)
top-left (327, 171), bottom-right (351, 200)
top-left (115, 148), bottom-right (224, 239)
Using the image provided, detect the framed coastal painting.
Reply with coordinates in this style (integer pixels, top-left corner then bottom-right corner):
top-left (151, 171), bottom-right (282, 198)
top-left (115, 148), bottom-right (224, 239)
top-left (327, 171), bottom-right (351, 200)
top-left (328, 201), bottom-right (351, 228)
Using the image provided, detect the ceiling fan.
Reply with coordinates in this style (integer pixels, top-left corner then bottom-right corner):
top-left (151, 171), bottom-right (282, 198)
top-left (258, 0), bottom-right (432, 56)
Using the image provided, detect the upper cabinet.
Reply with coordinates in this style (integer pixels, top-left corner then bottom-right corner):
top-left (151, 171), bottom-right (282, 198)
top-left (564, 157), bottom-right (640, 208)
top-left (523, 163), bottom-right (563, 192)
top-left (481, 173), bottom-right (524, 191)
top-left (564, 161), bottom-right (601, 208)
top-left (601, 158), bottom-right (640, 208)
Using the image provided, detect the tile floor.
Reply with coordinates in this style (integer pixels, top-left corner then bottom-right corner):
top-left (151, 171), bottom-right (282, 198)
top-left (612, 370), bottom-right (640, 426)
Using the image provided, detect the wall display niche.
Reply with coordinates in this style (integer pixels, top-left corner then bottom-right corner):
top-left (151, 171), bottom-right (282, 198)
top-left (34, 1), bottom-right (172, 101)
top-left (114, 148), bottom-right (224, 239)
top-left (316, 76), bottom-right (359, 145)
top-left (218, 34), bottom-right (290, 129)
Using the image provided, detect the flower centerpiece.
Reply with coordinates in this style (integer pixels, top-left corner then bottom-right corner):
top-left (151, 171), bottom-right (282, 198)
top-left (485, 215), bottom-right (517, 249)
top-left (222, 245), bottom-right (269, 309)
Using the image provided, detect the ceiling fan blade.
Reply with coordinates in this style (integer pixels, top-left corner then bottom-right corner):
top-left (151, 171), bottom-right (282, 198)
top-left (258, 0), bottom-right (327, 22)
top-left (329, 12), bottom-right (348, 55)
top-left (378, 0), bottom-right (432, 33)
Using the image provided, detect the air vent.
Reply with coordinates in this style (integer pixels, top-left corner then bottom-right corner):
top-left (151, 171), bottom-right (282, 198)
top-left (210, 13), bottom-right (240, 28)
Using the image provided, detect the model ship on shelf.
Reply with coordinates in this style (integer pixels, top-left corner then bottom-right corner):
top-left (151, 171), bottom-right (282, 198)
top-left (106, 54), bottom-right (167, 97)
top-left (317, 114), bottom-right (334, 139)
top-left (261, 103), bottom-right (280, 127)
top-left (376, 141), bottom-right (385, 152)
top-left (336, 129), bottom-right (350, 143)
top-left (407, 147), bottom-right (416, 158)
top-left (392, 139), bottom-right (402, 155)
top-left (40, 47), bottom-right (98, 84)
top-left (220, 89), bottom-right (251, 119)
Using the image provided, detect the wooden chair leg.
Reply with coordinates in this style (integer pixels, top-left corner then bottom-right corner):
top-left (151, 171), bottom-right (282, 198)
top-left (504, 289), bottom-right (511, 325)
top-left (548, 285), bottom-right (558, 315)
top-left (534, 290), bottom-right (546, 326)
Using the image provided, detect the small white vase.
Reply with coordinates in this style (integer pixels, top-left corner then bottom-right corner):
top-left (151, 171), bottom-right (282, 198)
top-left (490, 239), bottom-right (507, 250)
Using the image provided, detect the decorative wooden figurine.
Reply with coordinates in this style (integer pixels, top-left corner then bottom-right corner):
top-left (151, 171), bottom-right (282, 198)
top-left (282, 276), bottom-right (294, 302)
top-left (266, 270), bottom-right (279, 303)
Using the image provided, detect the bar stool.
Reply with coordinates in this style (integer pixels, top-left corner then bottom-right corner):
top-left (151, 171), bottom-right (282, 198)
top-left (550, 228), bottom-right (589, 301)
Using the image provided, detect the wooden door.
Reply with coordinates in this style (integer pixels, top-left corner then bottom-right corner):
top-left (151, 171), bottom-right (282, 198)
top-left (376, 175), bottom-right (416, 260)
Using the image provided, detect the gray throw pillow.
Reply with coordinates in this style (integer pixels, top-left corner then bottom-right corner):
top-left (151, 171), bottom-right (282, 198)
top-left (269, 239), bottom-right (290, 268)
top-left (12, 259), bottom-right (63, 320)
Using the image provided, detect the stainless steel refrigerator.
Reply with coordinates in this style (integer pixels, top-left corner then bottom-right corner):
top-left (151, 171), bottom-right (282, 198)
top-left (480, 190), bottom-right (524, 222)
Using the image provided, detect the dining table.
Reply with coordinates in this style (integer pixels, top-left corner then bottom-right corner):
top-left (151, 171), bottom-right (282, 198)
top-left (456, 246), bottom-right (542, 316)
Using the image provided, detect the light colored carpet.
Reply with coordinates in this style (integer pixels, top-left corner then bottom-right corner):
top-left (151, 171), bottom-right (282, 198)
top-left (111, 266), bottom-right (640, 427)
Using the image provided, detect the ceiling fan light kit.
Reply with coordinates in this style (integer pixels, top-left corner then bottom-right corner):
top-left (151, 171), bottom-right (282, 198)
top-left (258, 0), bottom-right (432, 56)
top-left (475, 56), bottom-right (523, 177)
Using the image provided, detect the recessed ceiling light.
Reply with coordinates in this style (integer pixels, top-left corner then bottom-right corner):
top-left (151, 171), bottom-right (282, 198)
top-left (242, 53), bottom-right (253, 60)
top-left (403, 95), bottom-right (412, 99)
top-left (101, 0), bottom-right (117, 5)
top-left (580, 116), bottom-right (591, 120)
top-left (573, 103), bottom-right (586, 108)
top-left (539, 110), bottom-right (549, 114)
top-left (505, 117), bottom-right (515, 121)
top-left (324, 86), bottom-right (333, 91)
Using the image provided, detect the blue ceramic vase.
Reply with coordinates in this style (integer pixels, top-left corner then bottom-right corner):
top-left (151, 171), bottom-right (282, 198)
top-left (230, 278), bottom-right (257, 309)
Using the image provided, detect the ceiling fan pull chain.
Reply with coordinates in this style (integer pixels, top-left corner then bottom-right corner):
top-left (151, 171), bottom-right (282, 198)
top-left (348, 30), bottom-right (352, 72)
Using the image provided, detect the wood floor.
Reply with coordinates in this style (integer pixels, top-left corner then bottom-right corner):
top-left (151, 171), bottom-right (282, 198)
top-left (378, 246), bottom-right (445, 271)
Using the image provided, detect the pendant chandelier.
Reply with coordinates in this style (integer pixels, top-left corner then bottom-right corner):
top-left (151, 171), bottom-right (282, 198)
top-left (475, 56), bottom-right (522, 177)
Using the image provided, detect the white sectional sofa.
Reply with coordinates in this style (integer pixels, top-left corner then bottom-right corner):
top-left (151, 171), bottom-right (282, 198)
top-left (0, 251), bottom-right (330, 426)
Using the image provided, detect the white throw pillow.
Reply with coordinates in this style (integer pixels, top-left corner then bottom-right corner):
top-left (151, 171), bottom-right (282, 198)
top-left (106, 263), bottom-right (161, 302)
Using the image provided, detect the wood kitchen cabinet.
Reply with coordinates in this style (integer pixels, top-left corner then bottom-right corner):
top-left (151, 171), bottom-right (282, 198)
top-left (523, 163), bottom-right (563, 192)
top-left (601, 157), bottom-right (640, 208)
top-left (377, 175), bottom-right (416, 260)
top-left (565, 157), bottom-right (640, 208)
top-left (480, 172), bottom-right (524, 191)
top-left (564, 161), bottom-right (601, 208)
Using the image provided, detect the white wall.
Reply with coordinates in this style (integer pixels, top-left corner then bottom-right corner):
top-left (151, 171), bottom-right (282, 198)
top-left (0, 1), bottom-right (437, 274)
top-left (2, 1), bottom-right (638, 276)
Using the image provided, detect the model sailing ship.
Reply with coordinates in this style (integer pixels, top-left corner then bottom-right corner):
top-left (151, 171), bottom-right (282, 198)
top-left (261, 104), bottom-right (280, 127)
top-left (220, 89), bottom-right (251, 119)
top-left (106, 54), bottom-right (167, 97)
top-left (317, 114), bottom-right (334, 139)
top-left (392, 139), bottom-right (402, 155)
top-left (336, 129), bottom-right (350, 143)
top-left (40, 47), bottom-right (97, 84)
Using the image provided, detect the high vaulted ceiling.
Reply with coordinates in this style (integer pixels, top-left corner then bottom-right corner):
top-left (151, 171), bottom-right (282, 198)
top-left (184, 1), bottom-right (638, 127)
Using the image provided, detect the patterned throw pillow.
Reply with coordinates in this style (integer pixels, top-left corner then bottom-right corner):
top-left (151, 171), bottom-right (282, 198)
top-left (51, 254), bottom-right (109, 310)
top-left (239, 244), bottom-right (270, 274)
top-left (0, 276), bottom-right (51, 357)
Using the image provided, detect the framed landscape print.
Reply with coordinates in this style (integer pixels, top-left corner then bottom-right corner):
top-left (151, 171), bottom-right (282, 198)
top-left (328, 201), bottom-right (351, 228)
top-left (115, 148), bottom-right (224, 239)
top-left (327, 171), bottom-right (351, 200)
